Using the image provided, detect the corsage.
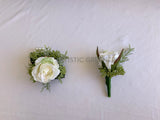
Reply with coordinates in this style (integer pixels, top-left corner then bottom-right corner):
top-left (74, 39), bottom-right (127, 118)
top-left (96, 45), bottom-right (134, 97)
top-left (28, 46), bottom-right (68, 91)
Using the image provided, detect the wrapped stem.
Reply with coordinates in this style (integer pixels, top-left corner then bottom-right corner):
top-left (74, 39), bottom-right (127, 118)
top-left (105, 76), bottom-right (111, 97)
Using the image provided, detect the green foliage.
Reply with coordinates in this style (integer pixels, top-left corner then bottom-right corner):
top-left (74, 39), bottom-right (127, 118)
top-left (27, 46), bottom-right (68, 91)
top-left (109, 65), bottom-right (125, 77)
top-left (56, 65), bottom-right (66, 83)
top-left (29, 46), bottom-right (68, 65)
top-left (99, 68), bottom-right (107, 77)
top-left (119, 44), bottom-right (134, 63)
top-left (99, 64), bottom-right (125, 78)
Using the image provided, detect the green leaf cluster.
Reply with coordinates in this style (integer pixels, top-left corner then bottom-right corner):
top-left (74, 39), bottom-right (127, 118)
top-left (109, 65), bottom-right (125, 77)
top-left (29, 46), bottom-right (68, 66)
top-left (56, 65), bottom-right (66, 83)
top-left (99, 64), bottom-right (125, 78)
top-left (119, 45), bottom-right (134, 63)
top-left (27, 46), bottom-right (69, 91)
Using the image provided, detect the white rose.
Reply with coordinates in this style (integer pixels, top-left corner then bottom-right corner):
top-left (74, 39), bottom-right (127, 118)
top-left (32, 57), bottom-right (60, 83)
top-left (99, 51), bottom-right (119, 69)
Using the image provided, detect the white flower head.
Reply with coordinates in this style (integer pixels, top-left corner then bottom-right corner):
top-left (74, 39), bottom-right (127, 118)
top-left (32, 57), bottom-right (60, 83)
top-left (99, 50), bottom-right (119, 69)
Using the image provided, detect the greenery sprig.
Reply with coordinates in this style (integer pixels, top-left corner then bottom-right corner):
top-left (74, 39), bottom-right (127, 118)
top-left (97, 45), bottom-right (134, 97)
top-left (28, 46), bottom-right (68, 91)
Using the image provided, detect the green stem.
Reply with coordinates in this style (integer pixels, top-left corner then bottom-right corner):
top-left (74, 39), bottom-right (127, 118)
top-left (105, 76), bottom-right (111, 97)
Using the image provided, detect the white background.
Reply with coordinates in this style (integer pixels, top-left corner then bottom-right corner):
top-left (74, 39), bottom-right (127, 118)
top-left (0, 0), bottom-right (160, 120)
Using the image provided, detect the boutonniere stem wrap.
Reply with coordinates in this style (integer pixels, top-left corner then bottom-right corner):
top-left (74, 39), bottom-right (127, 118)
top-left (96, 45), bottom-right (134, 97)
top-left (28, 46), bottom-right (68, 91)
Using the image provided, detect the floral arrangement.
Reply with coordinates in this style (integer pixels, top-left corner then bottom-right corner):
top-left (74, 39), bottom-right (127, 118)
top-left (96, 45), bottom-right (134, 97)
top-left (28, 46), bottom-right (68, 91)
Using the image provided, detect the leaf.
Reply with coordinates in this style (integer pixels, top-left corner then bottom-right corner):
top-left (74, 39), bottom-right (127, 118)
top-left (114, 49), bottom-right (124, 65)
top-left (111, 49), bottom-right (124, 71)
top-left (98, 61), bottom-right (109, 77)
top-left (40, 57), bottom-right (54, 64)
top-left (65, 51), bottom-right (68, 56)
top-left (96, 46), bottom-right (100, 59)
top-left (101, 61), bottom-right (109, 72)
